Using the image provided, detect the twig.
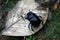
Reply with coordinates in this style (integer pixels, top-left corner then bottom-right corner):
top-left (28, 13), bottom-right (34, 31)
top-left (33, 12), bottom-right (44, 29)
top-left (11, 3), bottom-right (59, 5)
top-left (2, 15), bottom-right (25, 33)
top-left (24, 36), bottom-right (26, 40)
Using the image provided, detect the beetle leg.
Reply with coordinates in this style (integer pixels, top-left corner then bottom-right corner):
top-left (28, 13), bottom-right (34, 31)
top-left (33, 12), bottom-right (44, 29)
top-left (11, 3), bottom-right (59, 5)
top-left (28, 23), bottom-right (30, 30)
top-left (28, 23), bottom-right (32, 30)
top-left (31, 25), bottom-right (35, 32)
top-left (39, 15), bottom-right (41, 18)
top-left (39, 16), bottom-right (44, 25)
top-left (28, 23), bottom-right (34, 32)
top-left (41, 20), bottom-right (44, 25)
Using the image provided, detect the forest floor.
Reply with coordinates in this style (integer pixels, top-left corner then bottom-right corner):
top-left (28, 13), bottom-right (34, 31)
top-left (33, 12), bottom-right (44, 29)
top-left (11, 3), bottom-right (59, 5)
top-left (0, 0), bottom-right (60, 40)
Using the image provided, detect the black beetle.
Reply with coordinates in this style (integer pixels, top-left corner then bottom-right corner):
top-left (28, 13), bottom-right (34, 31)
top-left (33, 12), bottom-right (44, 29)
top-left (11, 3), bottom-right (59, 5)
top-left (25, 12), bottom-right (43, 31)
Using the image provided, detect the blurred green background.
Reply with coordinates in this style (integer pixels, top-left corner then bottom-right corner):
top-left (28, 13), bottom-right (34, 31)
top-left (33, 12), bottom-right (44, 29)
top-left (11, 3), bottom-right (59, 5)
top-left (0, 0), bottom-right (60, 40)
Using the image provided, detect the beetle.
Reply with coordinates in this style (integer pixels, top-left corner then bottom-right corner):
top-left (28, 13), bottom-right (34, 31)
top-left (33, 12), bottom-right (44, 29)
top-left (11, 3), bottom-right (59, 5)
top-left (25, 12), bottom-right (43, 31)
